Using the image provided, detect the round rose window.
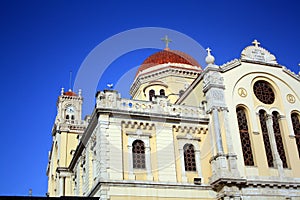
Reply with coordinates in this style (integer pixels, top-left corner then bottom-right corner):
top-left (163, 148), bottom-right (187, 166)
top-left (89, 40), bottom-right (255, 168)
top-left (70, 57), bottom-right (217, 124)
top-left (253, 81), bottom-right (275, 104)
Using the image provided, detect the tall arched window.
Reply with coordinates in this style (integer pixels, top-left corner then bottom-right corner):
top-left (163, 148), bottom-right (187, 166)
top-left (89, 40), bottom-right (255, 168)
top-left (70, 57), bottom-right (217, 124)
top-left (132, 140), bottom-right (145, 169)
top-left (291, 113), bottom-right (300, 158)
top-left (159, 89), bottom-right (165, 96)
top-left (272, 111), bottom-right (288, 168)
top-left (66, 115), bottom-right (69, 120)
top-left (183, 144), bottom-right (196, 171)
top-left (149, 89), bottom-right (155, 101)
top-left (236, 107), bottom-right (254, 166)
top-left (259, 110), bottom-right (274, 167)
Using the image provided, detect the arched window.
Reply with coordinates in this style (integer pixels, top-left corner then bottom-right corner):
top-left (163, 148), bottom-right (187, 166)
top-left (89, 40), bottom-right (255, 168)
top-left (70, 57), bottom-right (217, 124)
top-left (291, 113), bottom-right (300, 158)
top-left (71, 115), bottom-right (75, 120)
top-left (236, 107), bottom-right (254, 166)
top-left (66, 115), bottom-right (69, 120)
top-left (183, 144), bottom-right (196, 171)
top-left (272, 111), bottom-right (288, 168)
top-left (159, 89), bottom-right (165, 96)
top-left (259, 110), bottom-right (274, 167)
top-left (149, 89), bottom-right (155, 101)
top-left (132, 140), bottom-right (145, 169)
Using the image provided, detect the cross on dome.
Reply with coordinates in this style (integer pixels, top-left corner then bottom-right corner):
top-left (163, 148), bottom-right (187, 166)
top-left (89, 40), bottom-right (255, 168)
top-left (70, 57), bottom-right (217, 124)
top-left (161, 35), bottom-right (172, 49)
top-left (252, 39), bottom-right (260, 47)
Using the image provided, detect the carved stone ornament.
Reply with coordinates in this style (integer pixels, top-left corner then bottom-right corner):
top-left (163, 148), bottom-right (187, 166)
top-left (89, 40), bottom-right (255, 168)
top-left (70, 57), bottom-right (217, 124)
top-left (287, 94), bottom-right (296, 103)
top-left (238, 87), bottom-right (247, 97)
top-left (241, 40), bottom-right (277, 64)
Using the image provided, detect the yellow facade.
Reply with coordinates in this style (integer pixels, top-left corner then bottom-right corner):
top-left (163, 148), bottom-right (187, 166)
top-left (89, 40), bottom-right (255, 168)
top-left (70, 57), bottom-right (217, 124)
top-left (47, 41), bottom-right (300, 199)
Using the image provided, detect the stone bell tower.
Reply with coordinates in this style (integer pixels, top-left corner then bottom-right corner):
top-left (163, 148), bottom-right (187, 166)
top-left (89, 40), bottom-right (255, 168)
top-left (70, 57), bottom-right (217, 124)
top-left (203, 49), bottom-right (245, 199)
top-left (47, 88), bottom-right (87, 197)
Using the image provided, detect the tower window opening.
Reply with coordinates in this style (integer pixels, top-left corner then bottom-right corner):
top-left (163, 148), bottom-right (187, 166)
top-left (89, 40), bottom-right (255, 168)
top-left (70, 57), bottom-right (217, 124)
top-left (179, 90), bottom-right (184, 97)
top-left (160, 89), bottom-right (165, 96)
top-left (66, 115), bottom-right (69, 120)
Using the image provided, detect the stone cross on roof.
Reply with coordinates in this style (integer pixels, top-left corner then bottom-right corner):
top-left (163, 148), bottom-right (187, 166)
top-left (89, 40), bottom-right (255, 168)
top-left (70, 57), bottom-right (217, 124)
top-left (252, 39), bottom-right (261, 47)
top-left (161, 35), bottom-right (172, 49)
top-left (206, 47), bottom-right (212, 55)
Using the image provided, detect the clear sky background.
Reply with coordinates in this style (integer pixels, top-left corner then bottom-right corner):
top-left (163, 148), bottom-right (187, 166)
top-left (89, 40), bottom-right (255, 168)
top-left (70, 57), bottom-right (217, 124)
top-left (0, 0), bottom-right (300, 196)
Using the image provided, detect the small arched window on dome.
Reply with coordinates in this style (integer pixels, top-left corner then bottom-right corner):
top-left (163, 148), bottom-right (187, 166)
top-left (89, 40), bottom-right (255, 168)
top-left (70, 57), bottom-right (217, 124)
top-left (149, 89), bottom-right (155, 101)
top-left (160, 89), bottom-right (165, 96)
top-left (179, 90), bottom-right (184, 97)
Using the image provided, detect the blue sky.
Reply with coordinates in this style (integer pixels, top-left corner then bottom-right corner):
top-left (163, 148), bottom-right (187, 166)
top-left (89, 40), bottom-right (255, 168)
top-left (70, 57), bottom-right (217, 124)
top-left (0, 0), bottom-right (299, 196)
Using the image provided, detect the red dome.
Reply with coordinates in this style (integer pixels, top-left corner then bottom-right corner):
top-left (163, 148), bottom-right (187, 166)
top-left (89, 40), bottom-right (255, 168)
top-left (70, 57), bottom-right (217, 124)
top-left (136, 49), bottom-right (201, 76)
top-left (64, 91), bottom-right (77, 96)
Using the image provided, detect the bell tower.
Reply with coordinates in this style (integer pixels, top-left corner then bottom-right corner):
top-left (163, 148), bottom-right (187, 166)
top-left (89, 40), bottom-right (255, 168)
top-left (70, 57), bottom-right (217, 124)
top-left (47, 88), bottom-right (87, 197)
top-left (55, 88), bottom-right (83, 124)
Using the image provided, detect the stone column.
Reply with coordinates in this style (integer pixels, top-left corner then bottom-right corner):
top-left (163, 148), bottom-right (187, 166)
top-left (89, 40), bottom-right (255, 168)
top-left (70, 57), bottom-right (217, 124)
top-left (96, 120), bottom-right (109, 180)
top-left (266, 114), bottom-right (284, 176)
top-left (212, 108), bottom-right (224, 154)
top-left (127, 145), bottom-right (135, 180)
top-left (145, 145), bottom-right (152, 180)
top-left (195, 149), bottom-right (203, 178)
top-left (59, 176), bottom-right (65, 196)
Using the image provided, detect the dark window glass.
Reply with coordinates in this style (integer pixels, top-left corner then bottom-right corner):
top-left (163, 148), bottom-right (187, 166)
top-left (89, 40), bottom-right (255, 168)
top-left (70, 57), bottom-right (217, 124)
top-left (291, 113), bottom-right (300, 158)
top-left (132, 140), bottom-right (146, 169)
top-left (160, 89), bottom-right (165, 96)
top-left (236, 107), bottom-right (254, 166)
top-left (253, 81), bottom-right (275, 104)
top-left (183, 144), bottom-right (196, 171)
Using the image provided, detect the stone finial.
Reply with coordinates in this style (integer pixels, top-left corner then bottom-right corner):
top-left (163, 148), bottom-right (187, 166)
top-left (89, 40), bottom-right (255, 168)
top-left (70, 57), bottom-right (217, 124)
top-left (61, 88), bottom-right (64, 95)
top-left (205, 47), bottom-right (215, 65)
top-left (78, 89), bottom-right (82, 97)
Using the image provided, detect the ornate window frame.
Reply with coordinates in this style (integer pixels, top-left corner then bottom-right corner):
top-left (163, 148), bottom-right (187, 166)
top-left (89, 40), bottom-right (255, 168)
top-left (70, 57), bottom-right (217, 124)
top-left (126, 129), bottom-right (152, 180)
top-left (177, 134), bottom-right (202, 183)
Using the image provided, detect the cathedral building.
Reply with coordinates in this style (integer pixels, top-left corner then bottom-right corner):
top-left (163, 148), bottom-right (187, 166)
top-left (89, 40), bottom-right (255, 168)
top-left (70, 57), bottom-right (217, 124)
top-left (47, 39), bottom-right (300, 199)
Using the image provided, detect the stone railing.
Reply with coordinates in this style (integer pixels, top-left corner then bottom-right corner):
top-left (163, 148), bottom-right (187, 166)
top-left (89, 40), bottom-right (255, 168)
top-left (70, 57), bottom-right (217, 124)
top-left (96, 90), bottom-right (207, 119)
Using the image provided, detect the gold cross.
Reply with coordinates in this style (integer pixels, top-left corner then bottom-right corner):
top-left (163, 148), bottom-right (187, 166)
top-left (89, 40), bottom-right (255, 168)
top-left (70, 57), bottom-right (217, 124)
top-left (161, 35), bottom-right (172, 49)
top-left (252, 39), bottom-right (260, 47)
